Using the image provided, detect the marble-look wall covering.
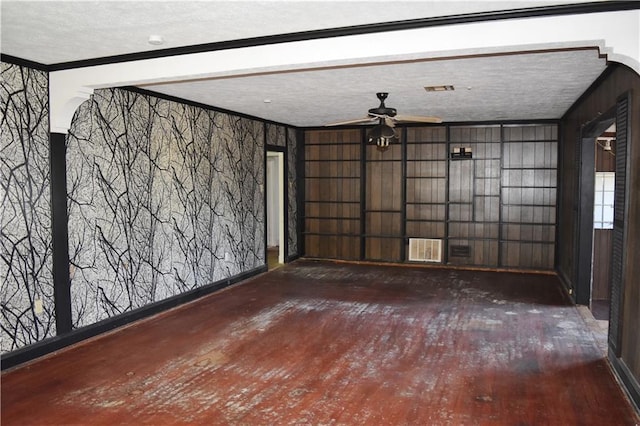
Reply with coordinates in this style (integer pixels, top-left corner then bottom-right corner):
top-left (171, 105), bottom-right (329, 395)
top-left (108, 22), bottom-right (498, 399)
top-left (287, 128), bottom-right (299, 258)
top-left (266, 123), bottom-right (299, 258)
top-left (67, 88), bottom-right (264, 328)
top-left (267, 123), bottom-right (287, 147)
top-left (0, 62), bottom-right (55, 352)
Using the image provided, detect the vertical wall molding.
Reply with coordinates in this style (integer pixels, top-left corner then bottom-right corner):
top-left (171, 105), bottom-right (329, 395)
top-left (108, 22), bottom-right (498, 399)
top-left (49, 132), bottom-right (72, 334)
top-left (263, 123), bottom-right (269, 263)
top-left (576, 108), bottom-right (616, 305)
top-left (296, 129), bottom-right (306, 257)
top-left (576, 135), bottom-right (596, 305)
top-left (554, 122), bottom-right (563, 271)
top-left (444, 125), bottom-right (451, 264)
top-left (400, 127), bottom-right (408, 261)
top-left (359, 128), bottom-right (367, 260)
top-left (284, 128), bottom-right (290, 261)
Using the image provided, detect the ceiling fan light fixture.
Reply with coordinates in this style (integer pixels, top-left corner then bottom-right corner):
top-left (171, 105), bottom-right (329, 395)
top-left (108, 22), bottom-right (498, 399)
top-left (367, 123), bottom-right (396, 151)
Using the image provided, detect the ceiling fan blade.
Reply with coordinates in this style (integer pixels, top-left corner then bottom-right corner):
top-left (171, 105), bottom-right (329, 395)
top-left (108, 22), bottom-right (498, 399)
top-left (325, 117), bottom-right (375, 126)
top-left (394, 114), bottom-right (443, 124)
top-left (384, 117), bottom-right (396, 128)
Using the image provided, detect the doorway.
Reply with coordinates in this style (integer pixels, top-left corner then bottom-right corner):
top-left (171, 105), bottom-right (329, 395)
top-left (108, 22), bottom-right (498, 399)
top-left (591, 124), bottom-right (616, 321)
top-left (576, 111), bottom-right (615, 309)
top-left (266, 151), bottom-right (285, 269)
top-left (575, 93), bottom-right (630, 357)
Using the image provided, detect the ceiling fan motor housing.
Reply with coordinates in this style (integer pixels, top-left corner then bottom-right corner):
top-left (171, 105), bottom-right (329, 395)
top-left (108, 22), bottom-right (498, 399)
top-left (369, 92), bottom-right (397, 117)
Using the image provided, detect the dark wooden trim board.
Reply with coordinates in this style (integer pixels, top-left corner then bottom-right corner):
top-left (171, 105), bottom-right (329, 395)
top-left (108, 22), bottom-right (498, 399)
top-left (44, 1), bottom-right (640, 71)
top-left (609, 349), bottom-right (640, 413)
top-left (49, 133), bottom-right (73, 334)
top-left (0, 265), bottom-right (267, 371)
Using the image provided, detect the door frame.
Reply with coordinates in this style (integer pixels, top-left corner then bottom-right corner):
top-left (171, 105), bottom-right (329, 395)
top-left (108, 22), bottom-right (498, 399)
top-left (266, 149), bottom-right (286, 264)
top-left (575, 109), bottom-right (616, 305)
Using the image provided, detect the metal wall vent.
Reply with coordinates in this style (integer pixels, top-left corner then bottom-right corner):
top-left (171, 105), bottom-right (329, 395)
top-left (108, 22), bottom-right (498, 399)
top-left (450, 245), bottom-right (471, 258)
top-left (424, 85), bottom-right (454, 92)
top-left (408, 238), bottom-right (442, 262)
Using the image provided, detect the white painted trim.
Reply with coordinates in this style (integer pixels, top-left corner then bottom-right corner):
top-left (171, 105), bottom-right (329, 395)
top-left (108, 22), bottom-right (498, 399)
top-left (50, 10), bottom-right (640, 132)
top-left (277, 152), bottom-right (285, 264)
top-left (267, 151), bottom-right (285, 264)
top-left (49, 85), bottom-right (93, 134)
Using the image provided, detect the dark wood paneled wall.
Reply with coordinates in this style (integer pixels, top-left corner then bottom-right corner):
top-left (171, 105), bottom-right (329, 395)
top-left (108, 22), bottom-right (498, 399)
top-left (501, 125), bottom-right (557, 269)
top-left (559, 63), bottom-right (640, 397)
top-left (592, 230), bottom-right (612, 300)
top-left (305, 129), bottom-right (361, 259)
top-left (365, 142), bottom-right (403, 261)
top-left (304, 123), bottom-right (558, 271)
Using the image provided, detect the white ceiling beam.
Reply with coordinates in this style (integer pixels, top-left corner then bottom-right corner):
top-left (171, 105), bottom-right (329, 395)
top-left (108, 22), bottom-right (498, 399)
top-left (50, 10), bottom-right (639, 133)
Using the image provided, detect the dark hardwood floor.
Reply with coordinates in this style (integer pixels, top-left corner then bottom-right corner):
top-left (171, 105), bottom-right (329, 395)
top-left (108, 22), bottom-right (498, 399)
top-left (591, 299), bottom-right (611, 321)
top-left (2, 260), bottom-right (638, 425)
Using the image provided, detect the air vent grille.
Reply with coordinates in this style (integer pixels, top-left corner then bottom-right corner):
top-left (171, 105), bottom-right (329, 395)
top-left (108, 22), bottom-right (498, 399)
top-left (450, 245), bottom-right (471, 258)
top-left (408, 238), bottom-right (442, 262)
top-left (424, 85), bottom-right (454, 92)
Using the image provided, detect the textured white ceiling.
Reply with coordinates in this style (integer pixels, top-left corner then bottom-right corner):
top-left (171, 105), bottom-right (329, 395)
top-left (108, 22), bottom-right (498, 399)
top-left (2, 1), bottom-right (586, 64)
top-left (1, 1), bottom-right (610, 125)
top-left (143, 49), bottom-right (607, 125)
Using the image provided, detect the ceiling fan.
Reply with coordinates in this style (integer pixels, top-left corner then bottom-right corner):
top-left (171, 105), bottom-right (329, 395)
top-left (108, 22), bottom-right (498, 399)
top-left (325, 92), bottom-right (442, 151)
top-left (325, 92), bottom-right (442, 128)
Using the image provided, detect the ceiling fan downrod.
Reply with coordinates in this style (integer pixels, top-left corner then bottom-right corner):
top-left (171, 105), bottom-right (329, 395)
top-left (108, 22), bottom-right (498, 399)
top-left (369, 92), bottom-right (397, 117)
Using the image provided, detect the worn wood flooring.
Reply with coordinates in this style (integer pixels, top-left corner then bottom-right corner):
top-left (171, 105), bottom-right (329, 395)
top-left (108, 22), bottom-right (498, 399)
top-left (2, 260), bottom-right (639, 425)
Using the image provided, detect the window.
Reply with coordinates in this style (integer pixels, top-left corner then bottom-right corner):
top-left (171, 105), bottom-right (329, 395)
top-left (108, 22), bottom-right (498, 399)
top-left (594, 172), bottom-right (615, 229)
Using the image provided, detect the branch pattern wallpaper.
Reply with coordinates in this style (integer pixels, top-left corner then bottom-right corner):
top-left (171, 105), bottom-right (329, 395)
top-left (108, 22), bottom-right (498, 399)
top-left (67, 89), bottom-right (266, 328)
top-left (287, 127), bottom-right (299, 258)
top-left (267, 123), bottom-right (287, 147)
top-left (2, 60), bottom-right (300, 355)
top-left (266, 123), bottom-right (299, 258)
top-left (1, 62), bottom-right (56, 352)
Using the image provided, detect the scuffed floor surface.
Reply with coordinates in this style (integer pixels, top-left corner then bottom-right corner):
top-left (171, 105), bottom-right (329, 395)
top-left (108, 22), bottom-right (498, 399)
top-left (2, 260), bottom-right (639, 425)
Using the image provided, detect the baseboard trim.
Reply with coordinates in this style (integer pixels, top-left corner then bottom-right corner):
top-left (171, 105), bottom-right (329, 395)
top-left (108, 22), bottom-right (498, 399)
top-left (1, 265), bottom-right (267, 371)
top-left (555, 268), bottom-right (576, 303)
top-left (286, 253), bottom-right (301, 263)
top-left (608, 348), bottom-right (640, 415)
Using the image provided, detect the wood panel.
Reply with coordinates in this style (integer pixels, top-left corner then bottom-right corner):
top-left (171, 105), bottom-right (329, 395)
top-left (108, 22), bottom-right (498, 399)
top-left (448, 125), bottom-right (502, 267)
top-left (596, 140), bottom-right (616, 172)
top-left (592, 131), bottom-right (614, 304)
top-left (405, 128), bottom-right (447, 247)
top-left (592, 229), bottom-right (612, 300)
top-left (305, 124), bottom-right (559, 270)
top-left (500, 124), bottom-right (557, 270)
top-left (559, 64), bottom-right (640, 390)
top-left (365, 142), bottom-right (402, 261)
top-left (2, 261), bottom-right (638, 425)
top-left (304, 129), bottom-right (361, 260)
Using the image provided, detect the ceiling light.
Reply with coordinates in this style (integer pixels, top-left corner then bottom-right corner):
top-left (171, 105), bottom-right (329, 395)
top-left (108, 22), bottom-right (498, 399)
top-left (148, 35), bottom-right (164, 46)
top-left (367, 121), bottom-right (397, 152)
top-left (424, 85), bottom-right (455, 92)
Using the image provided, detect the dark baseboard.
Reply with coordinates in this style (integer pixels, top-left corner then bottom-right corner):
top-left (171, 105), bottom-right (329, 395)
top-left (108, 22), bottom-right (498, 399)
top-left (608, 348), bottom-right (640, 415)
top-left (1, 265), bottom-right (267, 371)
top-left (286, 253), bottom-right (301, 263)
top-left (555, 268), bottom-right (576, 304)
